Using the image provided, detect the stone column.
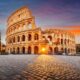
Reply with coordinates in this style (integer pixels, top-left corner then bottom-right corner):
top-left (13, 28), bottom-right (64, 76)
top-left (31, 45), bottom-right (34, 54)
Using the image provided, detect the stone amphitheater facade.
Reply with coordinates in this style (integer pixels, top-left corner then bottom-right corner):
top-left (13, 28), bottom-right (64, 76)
top-left (6, 7), bottom-right (76, 55)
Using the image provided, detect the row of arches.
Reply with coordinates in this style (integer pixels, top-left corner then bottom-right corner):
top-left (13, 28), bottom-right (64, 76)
top-left (8, 35), bottom-right (25, 43)
top-left (43, 35), bottom-right (73, 45)
top-left (47, 47), bottom-right (74, 55)
top-left (53, 47), bottom-right (74, 55)
top-left (9, 46), bottom-right (39, 54)
top-left (8, 46), bottom-right (74, 55)
top-left (7, 22), bottom-right (28, 34)
top-left (8, 33), bottom-right (39, 44)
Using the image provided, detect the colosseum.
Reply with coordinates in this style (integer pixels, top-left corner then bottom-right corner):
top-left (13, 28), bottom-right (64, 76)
top-left (6, 6), bottom-right (76, 55)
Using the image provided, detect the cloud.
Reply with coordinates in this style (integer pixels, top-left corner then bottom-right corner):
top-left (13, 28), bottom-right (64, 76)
top-left (0, 0), bottom-right (80, 44)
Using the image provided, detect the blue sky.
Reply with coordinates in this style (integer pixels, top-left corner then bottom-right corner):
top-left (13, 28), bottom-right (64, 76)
top-left (0, 0), bottom-right (80, 44)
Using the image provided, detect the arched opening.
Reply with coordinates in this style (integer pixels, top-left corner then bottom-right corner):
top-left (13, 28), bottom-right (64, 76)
top-left (13, 37), bottom-right (15, 43)
top-left (68, 39), bottom-right (69, 44)
top-left (61, 48), bottom-right (64, 54)
top-left (22, 47), bottom-right (25, 54)
top-left (42, 36), bottom-right (45, 40)
top-left (28, 46), bottom-right (31, 54)
top-left (64, 48), bottom-right (67, 55)
top-left (17, 36), bottom-right (20, 42)
top-left (34, 46), bottom-right (39, 54)
top-left (48, 47), bottom-right (53, 54)
top-left (22, 35), bottom-right (25, 41)
top-left (28, 34), bottom-right (32, 41)
top-left (68, 48), bottom-right (70, 53)
top-left (61, 39), bottom-right (63, 44)
top-left (34, 34), bottom-right (39, 40)
top-left (64, 39), bottom-right (66, 45)
top-left (48, 35), bottom-right (52, 41)
top-left (13, 48), bottom-right (15, 54)
top-left (11, 48), bottom-right (13, 53)
top-left (61, 34), bottom-right (63, 37)
top-left (17, 47), bottom-right (20, 54)
top-left (11, 38), bottom-right (12, 43)
top-left (71, 49), bottom-right (73, 53)
top-left (23, 23), bottom-right (25, 27)
top-left (9, 39), bottom-right (12, 43)
top-left (56, 38), bottom-right (60, 45)
top-left (54, 47), bottom-right (58, 54)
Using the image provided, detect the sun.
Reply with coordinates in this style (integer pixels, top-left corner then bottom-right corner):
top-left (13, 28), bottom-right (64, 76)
top-left (41, 47), bottom-right (47, 54)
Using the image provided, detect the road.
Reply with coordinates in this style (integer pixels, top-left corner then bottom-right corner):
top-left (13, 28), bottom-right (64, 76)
top-left (0, 55), bottom-right (80, 80)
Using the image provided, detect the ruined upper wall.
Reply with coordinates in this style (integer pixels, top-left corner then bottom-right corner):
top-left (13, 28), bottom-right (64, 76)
top-left (42, 28), bottom-right (75, 40)
top-left (7, 6), bottom-right (32, 27)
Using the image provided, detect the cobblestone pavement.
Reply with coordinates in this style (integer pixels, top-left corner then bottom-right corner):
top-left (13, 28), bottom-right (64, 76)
top-left (0, 55), bottom-right (37, 80)
top-left (16, 55), bottom-right (80, 80)
top-left (0, 55), bottom-right (80, 80)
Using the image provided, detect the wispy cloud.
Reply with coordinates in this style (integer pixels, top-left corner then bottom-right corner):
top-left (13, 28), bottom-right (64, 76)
top-left (0, 0), bottom-right (80, 43)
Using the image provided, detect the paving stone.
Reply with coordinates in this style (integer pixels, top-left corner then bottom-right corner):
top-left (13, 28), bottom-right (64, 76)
top-left (0, 55), bottom-right (80, 80)
top-left (21, 55), bottom-right (80, 80)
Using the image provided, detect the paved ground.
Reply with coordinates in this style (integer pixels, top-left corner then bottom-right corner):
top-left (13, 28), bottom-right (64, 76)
top-left (0, 55), bottom-right (80, 80)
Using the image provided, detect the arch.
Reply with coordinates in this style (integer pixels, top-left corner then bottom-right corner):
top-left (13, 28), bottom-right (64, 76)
top-left (61, 39), bottom-right (63, 44)
top-left (48, 35), bottom-right (52, 41)
top-left (22, 35), bottom-right (25, 41)
top-left (22, 47), bottom-right (25, 54)
top-left (64, 39), bottom-right (66, 45)
top-left (13, 37), bottom-right (15, 43)
top-left (17, 47), bottom-right (20, 54)
top-left (34, 34), bottom-right (39, 40)
top-left (9, 39), bottom-right (11, 43)
top-left (34, 46), bottom-right (39, 54)
top-left (13, 48), bottom-right (15, 54)
top-left (61, 48), bottom-right (64, 53)
top-left (17, 36), bottom-right (20, 42)
top-left (56, 38), bottom-right (60, 44)
top-left (68, 48), bottom-right (70, 53)
top-left (68, 39), bottom-right (69, 44)
top-left (28, 46), bottom-right (31, 54)
top-left (28, 34), bottom-right (32, 41)
top-left (64, 48), bottom-right (67, 54)
top-left (42, 36), bottom-right (46, 41)
top-left (54, 47), bottom-right (58, 54)
top-left (48, 47), bottom-right (53, 54)
top-left (10, 48), bottom-right (12, 53)
top-left (43, 36), bottom-right (45, 38)
top-left (61, 34), bottom-right (63, 37)
top-left (23, 23), bottom-right (25, 27)
top-left (71, 49), bottom-right (73, 53)
top-left (11, 38), bottom-right (13, 43)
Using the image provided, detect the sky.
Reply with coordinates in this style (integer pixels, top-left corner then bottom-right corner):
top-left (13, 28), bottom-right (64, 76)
top-left (0, 0), bottom-right (80, 44)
